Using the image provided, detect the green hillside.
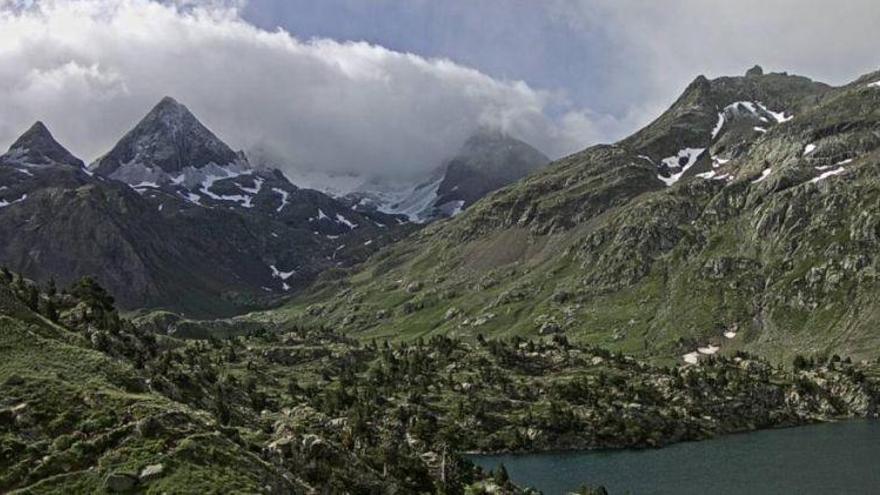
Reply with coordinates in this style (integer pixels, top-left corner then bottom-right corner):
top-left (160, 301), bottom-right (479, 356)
top-left (271, 68), bottom-right (880, 364)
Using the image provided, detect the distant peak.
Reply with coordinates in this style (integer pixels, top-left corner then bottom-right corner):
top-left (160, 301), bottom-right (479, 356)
top-left (91, 96), bottom-right (240, 176)
top-left (746, 65), bottom-right (764, 77)
top-left (158, 95), bottom-right (180, 106)
top-left (25, 120), bottom-right (51, 137)
top-left (147, 95), bottom-right (193, 119)
top-left (3, 121), bottom-right (83, 168)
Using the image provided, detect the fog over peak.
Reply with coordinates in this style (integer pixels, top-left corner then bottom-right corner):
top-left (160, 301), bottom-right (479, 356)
top-left (0, 0), bottom-right (603, 183)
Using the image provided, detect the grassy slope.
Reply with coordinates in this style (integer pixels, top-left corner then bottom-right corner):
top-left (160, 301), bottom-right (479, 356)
top-left (0, 314), bottom-right (286, 494)
top-left (262, 72), bottom-right (880, 365)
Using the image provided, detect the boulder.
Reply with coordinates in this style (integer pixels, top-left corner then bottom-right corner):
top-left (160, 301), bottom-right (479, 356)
top-left (139, 463), bottom-right (165, 483)
top-left (105, 472), bottom-right (138, 492)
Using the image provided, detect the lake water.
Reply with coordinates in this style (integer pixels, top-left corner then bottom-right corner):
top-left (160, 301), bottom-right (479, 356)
top-left (469, 420), bottom-right (880, 495)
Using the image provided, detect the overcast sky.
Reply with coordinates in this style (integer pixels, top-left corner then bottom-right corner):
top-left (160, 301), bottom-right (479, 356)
top-left (1, 0), bottom-right (879, 182)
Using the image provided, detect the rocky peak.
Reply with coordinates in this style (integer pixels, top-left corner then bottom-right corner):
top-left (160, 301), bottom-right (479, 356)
top-left (432, 129), bottom-right (549, 214)
top-left (1, 121), bottom-right (84, 168)
top-left (746, 64), bottom-right (764, 77)
top-left (92, 96), bottom-right (241, 177)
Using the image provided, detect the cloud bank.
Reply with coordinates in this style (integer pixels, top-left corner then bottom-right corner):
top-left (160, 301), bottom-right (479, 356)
top-left (549, 0), bottom-right (880, 128)
top-left (0, 0), bottom-right (604, 182)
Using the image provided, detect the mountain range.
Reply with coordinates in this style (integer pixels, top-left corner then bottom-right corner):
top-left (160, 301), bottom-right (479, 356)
top-left (279, 65), bottom-right (880, 363)
top-left (5, 63), bottom-right (880, 494)
top-left (0, 98), bottom-right (410, 317)
top-left (0, 97), bottom-right (546, 317)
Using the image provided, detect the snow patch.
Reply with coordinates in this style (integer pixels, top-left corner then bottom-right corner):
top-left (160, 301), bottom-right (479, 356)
top-left (711, 113), bottom-right (725, 139)
top-left (697, 344), bottom-right (720, 355)
top-left (0, 193), bottom-right (27, 208)
top-left (131, 181), bottom-right (160, 191)
top-left (696, 170), bottom-right (731, 182)
top-left (755, 102), bottom-right (793, 123)
top-left (335, 213), bottom-right (358, 229)
top-left (711, 101), bottom-right (792, 140)
top-left (810, 167), bottom-right (846, 183)
top-left (803, 144), bottom-right (817, 156)
top-left (272, 187), bottom-right (289, 212)
top-left (270, 264), bottom-right (295, 280)
top-left (752, 168), bottom-right (772, 184)
top-left (658, 148), bottom-right (705, 186)
top-left (724, 331), bottom-right (737, 339)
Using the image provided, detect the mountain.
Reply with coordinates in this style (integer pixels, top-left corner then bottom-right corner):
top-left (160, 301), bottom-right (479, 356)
top-left (281, 66), bottom-right (880, 363)
top-left (92, 96), bottom-right (242, 179)
top-left (433, 129), bottom-right (550, 214)
top-left (341, 130), bottom-right (549, 222)
top-left (0, 101), bottom-right (410, 317)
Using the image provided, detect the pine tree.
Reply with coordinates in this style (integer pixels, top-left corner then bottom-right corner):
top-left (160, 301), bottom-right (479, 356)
top-left (41, 297), bottom-right (58, 322)
top-left (493, 463), bottom-right (509, 486)
top-left (26, 284), bottom-right (39, 311)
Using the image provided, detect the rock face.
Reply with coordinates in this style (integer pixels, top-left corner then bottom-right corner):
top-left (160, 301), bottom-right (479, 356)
top-left (433, 130), bottom-right (550, 215)
top-left (0, 102), bottom-right (410, 317)
top-left (293, 66), bottom-right (880, 361)
top-left (93, 96), bottom-right (239, 177)
top-left (3, 121), bottom-right (84, 169)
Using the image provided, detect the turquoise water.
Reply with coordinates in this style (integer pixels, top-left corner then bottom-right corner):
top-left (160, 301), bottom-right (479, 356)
top-left (470, 420), bottom-right (880, 494)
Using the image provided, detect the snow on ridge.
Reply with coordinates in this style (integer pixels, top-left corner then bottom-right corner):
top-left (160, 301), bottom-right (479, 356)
top-left (335, 213), bottom-right (358, 229)
top-left (238, 177), bottom-right (264, 195)
top-left (755, 102), bottom-right (792, 123)
top-left (0, 193), bottom-right (27, 208)
top-left (752, 168), bottom-right (772, 184)
top-left (711, 113), bottom-right (725, 139)
top-left (131, 181), bottom-right (160, 191)
top-left (379, 176), bottom-right (444, 222)
top-left (272, 187), bottom-right (289, 212)
top-left (198, 168), bottom-right (259, 208)
top-left (711, 101), bottom-right (792, 140)
top-left (658, 148), bottom-right (705, 186)
top-left (867, 81), bottom-right (880, 89)
top-left (810, 167), bottom-right (846, 184)
top-left (696, 170), bottom-right (730, 182)
top-left (270, 264), bottom-right (295, 280)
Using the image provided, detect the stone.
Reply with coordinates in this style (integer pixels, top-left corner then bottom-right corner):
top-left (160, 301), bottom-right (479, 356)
top-left (139, 463), bottom-right (165, 483)
top-left (105, 472), bottom-right (138, 492)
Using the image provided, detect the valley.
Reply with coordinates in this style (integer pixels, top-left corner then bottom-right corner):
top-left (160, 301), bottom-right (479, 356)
top-left (4, 65), bottom-right (880, 493)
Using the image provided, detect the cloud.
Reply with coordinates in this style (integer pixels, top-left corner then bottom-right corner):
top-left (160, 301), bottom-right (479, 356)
top-left (0, 0), bottom-right (614, 182)
top-left (549, 0), bottom-right (880, 129)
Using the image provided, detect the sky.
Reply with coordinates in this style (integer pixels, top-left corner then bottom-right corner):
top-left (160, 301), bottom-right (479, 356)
top-left (1, 0), bottom-right (879, 183)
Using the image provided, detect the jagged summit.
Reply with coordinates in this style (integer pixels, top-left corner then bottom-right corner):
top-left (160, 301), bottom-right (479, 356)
top-left (92, 96), bottom-right (241, 177)
top-left (431, 129), bottom-right (549, 216)
top-left (1, 121), bottom-right (84, 168)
